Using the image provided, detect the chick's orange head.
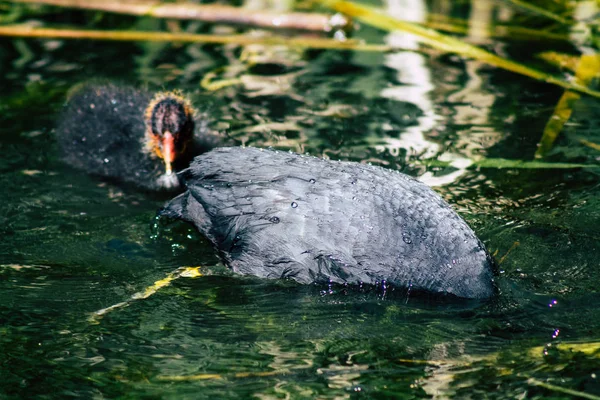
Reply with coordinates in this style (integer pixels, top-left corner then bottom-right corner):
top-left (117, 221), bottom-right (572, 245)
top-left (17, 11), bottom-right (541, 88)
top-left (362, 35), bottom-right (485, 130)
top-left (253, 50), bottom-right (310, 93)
top-left (145, 91), bottom-right (195, 175)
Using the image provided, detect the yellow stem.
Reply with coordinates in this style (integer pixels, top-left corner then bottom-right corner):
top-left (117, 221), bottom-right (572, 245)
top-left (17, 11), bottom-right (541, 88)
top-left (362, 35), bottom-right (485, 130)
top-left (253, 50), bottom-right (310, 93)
top-left (0, 25), bottom-right (391, 52)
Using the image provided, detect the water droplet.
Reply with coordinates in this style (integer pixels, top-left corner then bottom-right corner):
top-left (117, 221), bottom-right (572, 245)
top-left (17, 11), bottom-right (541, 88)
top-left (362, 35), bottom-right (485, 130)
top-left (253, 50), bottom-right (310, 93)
top-left (103, 158), bottom-right (109, 163)
top-left (291, 202), bottom-right (298, 208)
top-left (309, 178), bottom-right (316, 184)
top-left (334, 30), bottom-right (347, 44)
top-left (269, 216), bottom-right (280, 224)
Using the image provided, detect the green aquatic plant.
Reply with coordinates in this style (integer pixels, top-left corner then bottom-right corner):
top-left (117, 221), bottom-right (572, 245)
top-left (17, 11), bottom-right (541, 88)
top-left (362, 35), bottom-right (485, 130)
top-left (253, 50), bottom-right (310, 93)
top-left (10, 0), bottom-right (350, 32)
top-left (504, 0), bottom-right (572, 25)
top-left (535, 54), bottom-right (600, 159)
top-left (0, 25), bottom-right (391, 51)
top-left (320, 0), bottom-right (600, 99)
top-left (422, 157), bottom-right (598, 170)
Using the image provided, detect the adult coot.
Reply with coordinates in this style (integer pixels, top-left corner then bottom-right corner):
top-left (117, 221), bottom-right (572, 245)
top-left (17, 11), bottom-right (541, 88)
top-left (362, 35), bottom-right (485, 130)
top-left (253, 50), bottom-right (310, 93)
top-left (56, 83), bottom-right (221, 191)
top-left (161, 147), bottom-right (496, 299)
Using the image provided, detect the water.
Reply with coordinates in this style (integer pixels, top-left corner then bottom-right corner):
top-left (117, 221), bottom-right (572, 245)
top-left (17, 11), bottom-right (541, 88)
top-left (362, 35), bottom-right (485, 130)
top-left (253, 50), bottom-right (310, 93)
top-left (1, 1), bottom-right (600, 398)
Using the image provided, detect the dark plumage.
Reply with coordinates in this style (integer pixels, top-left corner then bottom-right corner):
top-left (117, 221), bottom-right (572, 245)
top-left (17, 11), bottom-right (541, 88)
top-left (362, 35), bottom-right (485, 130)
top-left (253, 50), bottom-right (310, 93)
top-left (56, 83), bottom-right (220, 191)
top-left (161, 147), bottom-right (496, 299)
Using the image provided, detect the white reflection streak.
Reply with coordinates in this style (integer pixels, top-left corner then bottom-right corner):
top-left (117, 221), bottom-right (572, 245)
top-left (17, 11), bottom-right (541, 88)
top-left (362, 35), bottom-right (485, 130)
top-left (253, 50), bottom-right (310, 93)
top-left (423, 1), bottom-right (501, 186)
top-left (381, 0), bottom-right (470, 187)
top-left (442, 1), bottom-right (502, 178)
top-left (570, 2), bottom-right (597, 49)
top-left (381, 0), bottom-right (440, 162)
top-left (447, 0), bottom-right (495, 127)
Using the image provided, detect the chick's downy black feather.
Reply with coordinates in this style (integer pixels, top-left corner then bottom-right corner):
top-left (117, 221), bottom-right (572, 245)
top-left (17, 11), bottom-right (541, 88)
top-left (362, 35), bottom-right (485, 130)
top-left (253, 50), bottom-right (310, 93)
top-left (56, 83), bottom-right (218, 191)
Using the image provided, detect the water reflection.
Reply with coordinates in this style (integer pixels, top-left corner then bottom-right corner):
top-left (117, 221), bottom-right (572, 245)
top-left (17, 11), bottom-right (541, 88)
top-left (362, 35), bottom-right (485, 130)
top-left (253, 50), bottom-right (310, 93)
top-left (381, 0), bottom-right (440, 161)
top-left (379, 0), bottom-right (511, 187)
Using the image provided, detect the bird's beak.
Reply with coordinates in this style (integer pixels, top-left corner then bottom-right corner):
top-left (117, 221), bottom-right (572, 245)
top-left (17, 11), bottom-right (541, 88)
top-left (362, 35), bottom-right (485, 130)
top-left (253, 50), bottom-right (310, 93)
top-left (161, 131), bottom-right (176, 175)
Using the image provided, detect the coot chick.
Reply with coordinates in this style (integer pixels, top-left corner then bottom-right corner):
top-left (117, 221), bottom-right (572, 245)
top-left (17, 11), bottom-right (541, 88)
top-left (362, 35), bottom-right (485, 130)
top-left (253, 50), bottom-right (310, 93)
top-left (56, 83), bottom-right (219, 191)
top-left (161, 147), bottom-right (496, 299)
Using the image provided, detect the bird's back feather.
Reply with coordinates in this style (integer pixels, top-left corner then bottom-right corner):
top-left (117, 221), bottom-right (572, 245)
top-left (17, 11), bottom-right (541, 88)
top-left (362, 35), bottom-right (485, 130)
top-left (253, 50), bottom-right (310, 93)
top-left (162, 147), bottom-right (496, 299)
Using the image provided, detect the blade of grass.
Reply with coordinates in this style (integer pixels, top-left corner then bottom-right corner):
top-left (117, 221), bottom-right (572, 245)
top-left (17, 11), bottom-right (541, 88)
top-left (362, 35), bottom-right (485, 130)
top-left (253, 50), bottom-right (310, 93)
top-left (498, 241), bottom-right (520, 265)
top-left (0, 2), bottom-right (24, 23)
top-left (537, 51), bottom-right (580, 72)
top-left (503, 0), bottom-right (571, 25)
top-left (10, 0), bottom-right (350, 32)
top-left (535, 54), bottom-right (600, 158)
top-left (527, 378), bottom-right (600, 400)
top-left (580, 138), bottom-right (600, 151)
top-left (474, 158), bottom-right (598, 169)
top-left (535, 91), bottom-right (581, 158)
top-left (0, 25), bottom-right (392, 51)
top-left (157, 370), bottom-right (286, 382)
top-left (389, 12), bottom-right (571, 42)
top-left (320, 0), bottom-right (600, 99)
top-left (89, 266), bottom-right (203, 323)
top-left (428, 18), bottom-right (570, 42)
top-left (423, 157), bottom-right (598, 169)
top-left (528, 341), bottom-right (600, 358)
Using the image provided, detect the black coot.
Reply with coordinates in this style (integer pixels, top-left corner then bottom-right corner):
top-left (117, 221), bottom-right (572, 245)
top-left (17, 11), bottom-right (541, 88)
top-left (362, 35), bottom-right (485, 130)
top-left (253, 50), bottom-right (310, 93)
top-left (161, 147), bottom-right (496, 299)
top-left (56, 83), bottom-right (221, 191)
